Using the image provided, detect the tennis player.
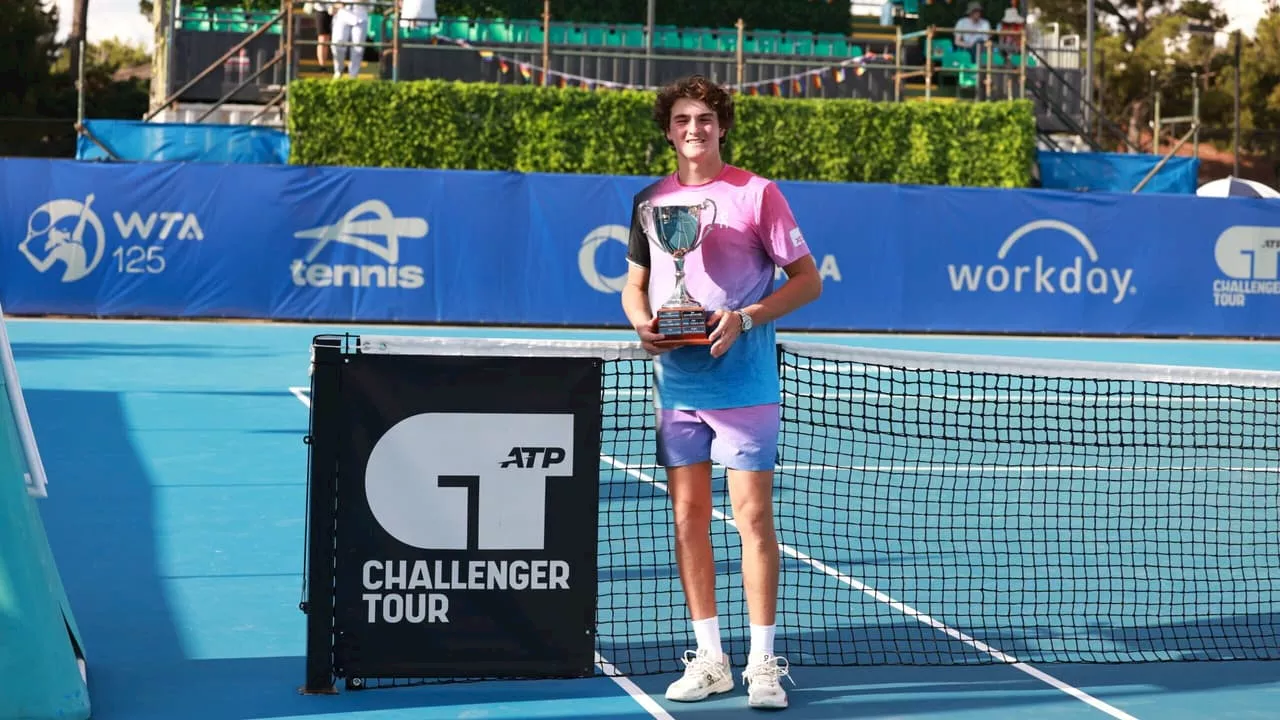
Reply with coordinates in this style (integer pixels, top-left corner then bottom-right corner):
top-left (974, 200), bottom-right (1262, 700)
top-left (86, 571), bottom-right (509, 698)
top-left (620, 75), bottom-right (823, 710)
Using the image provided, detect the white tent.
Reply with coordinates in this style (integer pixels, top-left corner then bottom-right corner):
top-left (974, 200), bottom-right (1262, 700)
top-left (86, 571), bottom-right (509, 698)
top-left (1196, 176), bottom-right (1280, 199)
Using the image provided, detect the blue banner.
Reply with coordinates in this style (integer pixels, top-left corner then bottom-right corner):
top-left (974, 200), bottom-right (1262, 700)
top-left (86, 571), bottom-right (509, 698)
top-left (3, 157), bottom-right (1280, 337)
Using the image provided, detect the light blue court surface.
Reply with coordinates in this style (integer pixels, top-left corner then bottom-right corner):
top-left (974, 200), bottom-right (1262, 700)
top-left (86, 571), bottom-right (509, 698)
top-left (9, 317), bottom-right (1280, 720)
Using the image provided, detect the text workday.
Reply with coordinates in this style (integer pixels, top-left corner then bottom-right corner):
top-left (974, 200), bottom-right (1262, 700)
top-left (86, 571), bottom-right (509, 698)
top-left (947, 220), bottom-right (1136, 304)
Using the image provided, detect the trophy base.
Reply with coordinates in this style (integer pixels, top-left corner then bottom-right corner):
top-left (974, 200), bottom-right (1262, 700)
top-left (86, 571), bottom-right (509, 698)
top-left (655, 306), bottom-right (711, 348)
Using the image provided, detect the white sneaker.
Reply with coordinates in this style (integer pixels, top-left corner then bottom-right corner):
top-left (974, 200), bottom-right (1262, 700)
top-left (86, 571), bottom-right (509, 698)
top-left (743, 654), bottom-right (793, 710)
top-left (664, 648), bottom-right (733, 702)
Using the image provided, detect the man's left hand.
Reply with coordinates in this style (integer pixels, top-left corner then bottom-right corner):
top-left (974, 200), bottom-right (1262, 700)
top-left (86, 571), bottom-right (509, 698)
top-left (706, 310), bottom-right (743, 358)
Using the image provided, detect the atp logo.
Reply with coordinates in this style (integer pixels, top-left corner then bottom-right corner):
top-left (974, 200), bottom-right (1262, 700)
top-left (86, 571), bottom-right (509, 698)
top-left (21, 195), bottom-right (106, 282)
top-left (292, 199), bottom-right (429, 289)
top-left (364, 413), bottom-right (574, 550)
top-left (579, 224), bottom-right (629, 293)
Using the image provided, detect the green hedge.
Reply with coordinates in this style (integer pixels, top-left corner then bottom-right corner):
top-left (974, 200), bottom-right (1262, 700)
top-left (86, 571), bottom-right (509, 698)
top-left (287, 79), bottom-right (1036, 188)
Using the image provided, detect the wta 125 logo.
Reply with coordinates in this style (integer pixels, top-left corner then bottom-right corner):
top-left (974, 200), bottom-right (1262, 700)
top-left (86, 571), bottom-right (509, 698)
top-left (947, 219), bottom-right (1136, 304)
top-left (22, 194), bottom-right (204, 282)
top-left (1211, 226), bottom-right (1280, 307)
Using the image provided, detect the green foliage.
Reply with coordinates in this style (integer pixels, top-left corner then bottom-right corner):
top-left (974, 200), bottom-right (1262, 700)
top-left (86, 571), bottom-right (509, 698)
top-left (288, 79), bottom-right (1036, 187)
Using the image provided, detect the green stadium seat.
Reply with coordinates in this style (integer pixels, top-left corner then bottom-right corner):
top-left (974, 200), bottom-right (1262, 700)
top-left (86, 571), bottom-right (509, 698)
top-left (403, 23), bottom-right (434, 41)
top-left (510, 19), bottom-right (541, 43)
top-left (481, 19), bottom-right (515, 43)
top-left (619, 26), bottom-right (646, 47)
top-left (564, 27), bottom-right (586, 45)
top-left (582, 24), bottom-right (608, 46)
top-left (657, 29), bottom-right (681, 49)
top-left (790, 37), bottom-right (815, 56)
top-left (931, 38), bottom-right (954, 59)
top-left (547, 25), bottom-right (569, 44)
top-left (944, 51), bottom-right (978, 88)
top-left (753, 30), bottom-right (783, 54)
top-left (440, 18), bottom-right (472, 40)
top-left (683, 28), bottom-right (714, 51)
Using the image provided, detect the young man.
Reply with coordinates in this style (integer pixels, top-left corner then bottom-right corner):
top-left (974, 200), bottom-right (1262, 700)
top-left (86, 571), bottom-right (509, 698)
top-left (620, 75), bottom-right (823, 710)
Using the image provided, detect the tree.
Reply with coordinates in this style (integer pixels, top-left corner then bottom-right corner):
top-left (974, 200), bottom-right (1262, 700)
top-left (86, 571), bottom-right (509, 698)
top-left (0, 0), bottom-right (63, 116)
top-left (1028, 0), bottom-right (1235, 150)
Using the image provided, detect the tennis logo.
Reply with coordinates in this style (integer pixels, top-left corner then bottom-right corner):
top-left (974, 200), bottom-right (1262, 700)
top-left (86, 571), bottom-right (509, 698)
top-left (1211, 226), bottom-right (1280, 307)
top-left (947, 219), bottom-right (1136, 304)
top-left (292, 200), bottom-right (428, 289)
top-left (579, 224), bottom-right (630, 293)
top-left (360, 412), bottom-right (575, 624)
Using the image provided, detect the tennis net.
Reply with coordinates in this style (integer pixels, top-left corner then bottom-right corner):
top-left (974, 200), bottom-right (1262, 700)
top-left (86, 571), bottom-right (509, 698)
top-left (356, 335), bottom-right (1280, 676)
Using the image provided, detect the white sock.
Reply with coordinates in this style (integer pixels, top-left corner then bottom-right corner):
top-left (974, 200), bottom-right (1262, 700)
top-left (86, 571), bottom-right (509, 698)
top-left (748, 624), bottom-right (776, 666)
top-left (691, 616), bottom-right (723, 660)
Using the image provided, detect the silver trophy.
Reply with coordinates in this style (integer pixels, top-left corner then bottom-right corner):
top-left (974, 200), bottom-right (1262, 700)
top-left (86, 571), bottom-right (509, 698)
top-left (637, 198), bottom-right (718, 346)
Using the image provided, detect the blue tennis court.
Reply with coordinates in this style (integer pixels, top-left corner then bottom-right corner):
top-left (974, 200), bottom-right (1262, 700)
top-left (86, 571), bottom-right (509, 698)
top-left (10, 316), bottom-right (1280, 720)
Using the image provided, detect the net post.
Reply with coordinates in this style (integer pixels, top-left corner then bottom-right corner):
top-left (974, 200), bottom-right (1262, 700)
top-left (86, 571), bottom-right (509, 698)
top-left (299, 335), bottom-right (345, 695)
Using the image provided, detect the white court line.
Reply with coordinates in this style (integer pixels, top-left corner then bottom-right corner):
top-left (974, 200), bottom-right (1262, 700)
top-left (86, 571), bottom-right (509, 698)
top-left (603, 387), bottom-right (1267, 404)
top-left (288, 387), bottom-right (672, 720)
top-left (595, 653), bottom-right (676, 720)
top-left (780, 463), bottom-right (1280, 474)
top-left (601, 455), bottom-right (1142, 720)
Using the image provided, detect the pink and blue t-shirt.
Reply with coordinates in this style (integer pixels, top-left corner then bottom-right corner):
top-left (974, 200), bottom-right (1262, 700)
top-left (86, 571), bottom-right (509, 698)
top-left (626, 164), bottom-right (813, 411)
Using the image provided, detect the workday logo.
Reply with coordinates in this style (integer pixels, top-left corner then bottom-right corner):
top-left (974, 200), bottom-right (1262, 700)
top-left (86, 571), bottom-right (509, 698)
top-left (947, 219), bottom-right (1136, 304)
top-left (292, 199), bottom-right (429, 289)
top-left (579, 224), bottom-right (630, 293)
top-left (365, 413), bottom-right (574, 550)
top-left (21, 195), bottom-right (106, 283)
top-left (1210, 226), bottom-right (1280, 307)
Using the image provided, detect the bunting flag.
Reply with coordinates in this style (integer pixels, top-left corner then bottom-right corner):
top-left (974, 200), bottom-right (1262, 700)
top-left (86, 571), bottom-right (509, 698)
top-left (431, 31), bottom-right (888, 95)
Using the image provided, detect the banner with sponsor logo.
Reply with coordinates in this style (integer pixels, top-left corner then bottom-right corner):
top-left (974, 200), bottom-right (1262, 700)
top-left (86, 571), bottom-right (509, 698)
top-left (2, 157), bottom-right (1279, 337)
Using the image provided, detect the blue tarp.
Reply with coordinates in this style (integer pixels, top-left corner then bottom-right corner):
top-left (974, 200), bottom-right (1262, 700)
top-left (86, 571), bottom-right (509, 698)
top-left (76, 119), bottom-right (290, 165)
top-left (1037, 149), bottom-right (1200, 195)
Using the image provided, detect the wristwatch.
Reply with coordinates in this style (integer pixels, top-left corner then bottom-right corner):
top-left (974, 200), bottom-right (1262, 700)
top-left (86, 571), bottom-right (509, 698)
top-left (736, 310), bottom-right (753, 332)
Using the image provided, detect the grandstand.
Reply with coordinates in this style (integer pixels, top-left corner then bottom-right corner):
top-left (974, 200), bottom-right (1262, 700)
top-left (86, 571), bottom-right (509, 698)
top-left (143, 0), bottom-right (1096, 152)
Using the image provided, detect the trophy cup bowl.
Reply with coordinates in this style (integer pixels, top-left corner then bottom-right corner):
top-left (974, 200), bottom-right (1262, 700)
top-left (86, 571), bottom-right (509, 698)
top-left (637, 198), bottom-right (718, 348)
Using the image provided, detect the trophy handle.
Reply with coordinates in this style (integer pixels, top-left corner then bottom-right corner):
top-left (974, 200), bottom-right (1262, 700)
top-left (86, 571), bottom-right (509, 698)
top-left (695, 199), bottom-right (717, 245)
top-left (636, 200), bottom-right (658, 248)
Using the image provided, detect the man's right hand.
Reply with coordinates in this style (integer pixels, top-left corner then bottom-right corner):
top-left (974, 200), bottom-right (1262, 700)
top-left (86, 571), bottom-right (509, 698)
top-left (635, 317), bottom-right (669, 356)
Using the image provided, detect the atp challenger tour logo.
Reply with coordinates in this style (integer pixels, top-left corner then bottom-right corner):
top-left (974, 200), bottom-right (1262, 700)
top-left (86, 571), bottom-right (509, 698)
top-left (360, 413), bottom-right (575, 625)
top-left (947, 220), bottom-right (1136, 304)
top-left (292, 199), bottom-right (428, 289)
top-left (1211, 226), bottom-right (1280, 307)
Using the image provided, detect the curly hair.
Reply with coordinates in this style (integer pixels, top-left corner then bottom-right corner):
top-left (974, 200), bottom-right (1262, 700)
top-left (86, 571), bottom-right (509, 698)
top-left (652, 75), bottom-right (735, 147)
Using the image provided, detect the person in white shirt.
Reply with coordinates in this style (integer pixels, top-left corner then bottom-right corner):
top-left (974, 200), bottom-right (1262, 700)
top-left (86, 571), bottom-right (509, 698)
top-left (399, 0), bottom-right (437, 28)
top-left (954, 1), bottom-right (992, 59)
top-left (330, 2), bottom-right (369, 79)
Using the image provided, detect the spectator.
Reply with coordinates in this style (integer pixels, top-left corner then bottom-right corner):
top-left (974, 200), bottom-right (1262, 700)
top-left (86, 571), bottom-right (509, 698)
top-left (954, 1), bottom-right (992, 60)
top-left (305, 2), bottom-right (333, 67)
top-left (399, 0), bottom-right (437, 29)
top-left (330, 2), bottom-right (370, 79)
top-left (998, 5), bottom-right (1025, 53)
